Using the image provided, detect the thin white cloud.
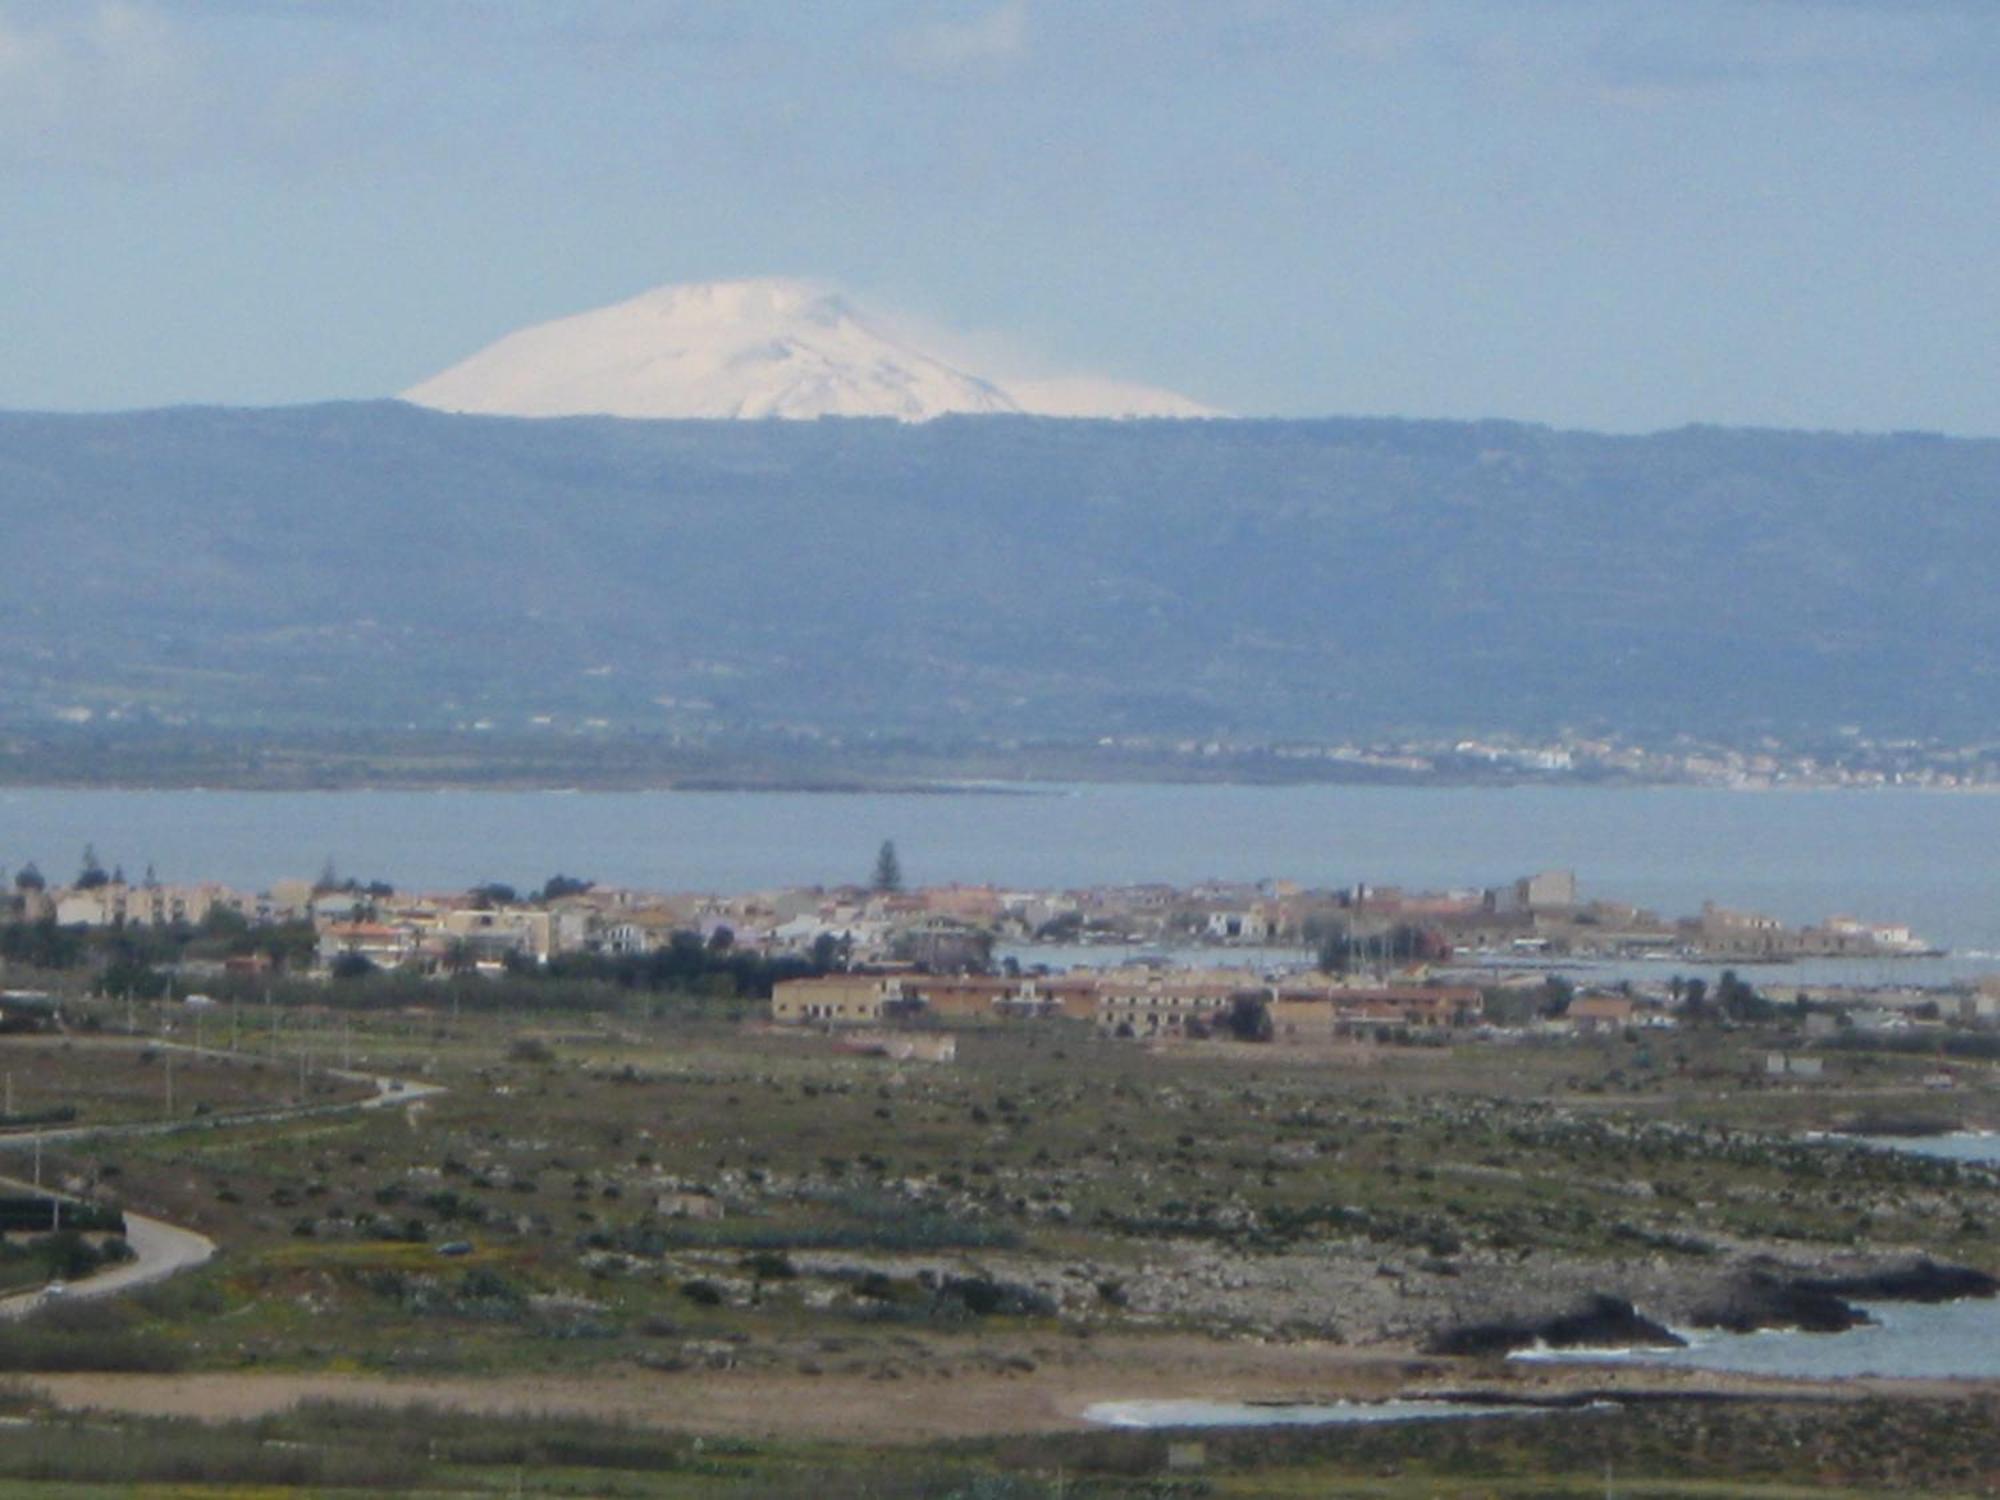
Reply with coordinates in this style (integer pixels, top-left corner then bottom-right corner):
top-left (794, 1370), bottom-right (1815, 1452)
top-left (0, 1), bottom-right (204, 169)
top-left (0, 0), bottom-right (394, 175)
top-left (889, 0), bottom-right (1028, 75)
top-left (1194, 1), bottom-right (1998, 101)
top-left (1581, 4), bottom-right (1997, 94)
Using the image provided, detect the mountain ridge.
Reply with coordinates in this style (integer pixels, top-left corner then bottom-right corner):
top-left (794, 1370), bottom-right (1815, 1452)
top-left (1, 401), bottom-right (1995, 746)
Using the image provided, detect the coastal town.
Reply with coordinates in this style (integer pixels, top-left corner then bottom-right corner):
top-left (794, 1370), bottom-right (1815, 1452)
top-left (1078, 727), bottom-right (2000, 792)
top-left (3, 855), bottom-right (1975, 1050)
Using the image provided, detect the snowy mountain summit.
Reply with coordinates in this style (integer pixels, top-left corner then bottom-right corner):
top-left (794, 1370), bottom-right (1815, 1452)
top-left (403, 278), bottom-right (1211, 422)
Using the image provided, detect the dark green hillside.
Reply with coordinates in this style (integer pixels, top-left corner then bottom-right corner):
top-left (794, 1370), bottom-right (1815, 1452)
top-left (1, 403), bottom-right (1994, 741)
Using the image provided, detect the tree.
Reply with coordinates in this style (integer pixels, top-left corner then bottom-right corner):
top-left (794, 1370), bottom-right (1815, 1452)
top-left (538, 874), bottom-right (594, 901)
top-left (14, 863), bottom-right (44, 893)
top-left (1224, 994), bottom-right (1273, 1042)
top-left (198, 905), bottom-right (249, 938)
top-left (872, 840), bottom-right (903, 894)
top-left (809, 931), bottom-right (849, 971)
top-left (1682, 977), bottom-right (1711, 1022)
top-left (1540, 975), bottom-right (1575, 1017)
top-left (101, 957), bottom-right (169, 999)
top-left (1716, 969), bottom-right (1772, 1023)
top-left (0, 917), bottom-right (81, 969)
top-left (259, 922), bottom-right (317, 972)
top-left (1034, 911), bottom-right (1083, 942)
top-left (1479, 986), bottom-right (1540, 1027)
top-left (75, 845), bottom-right (109, 890)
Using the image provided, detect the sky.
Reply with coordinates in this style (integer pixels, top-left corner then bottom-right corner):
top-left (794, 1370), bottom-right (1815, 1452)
top-left (0, 0), bottom-right (1994, 434)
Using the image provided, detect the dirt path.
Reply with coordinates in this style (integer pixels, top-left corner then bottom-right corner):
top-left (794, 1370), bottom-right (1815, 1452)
top-left (27, 1339), bottom-right (2000, 1442)
top-left (25, 1342), bottom-right (1437, 1438)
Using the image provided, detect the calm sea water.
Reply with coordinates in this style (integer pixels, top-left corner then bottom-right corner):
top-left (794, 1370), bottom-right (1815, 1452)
top-left (1083, 1398), bottom-right (1534, 1429)
top-left (1, 784), bottom-right (1996, 947)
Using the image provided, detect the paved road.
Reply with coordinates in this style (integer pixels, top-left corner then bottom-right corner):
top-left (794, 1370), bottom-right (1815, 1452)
top-left (0, 1050), bottom-right (444, 1155)
top-left (0, 1195), bottom-right (215, 1320)
top-left (0, 1049), bottom-right (442, 1318)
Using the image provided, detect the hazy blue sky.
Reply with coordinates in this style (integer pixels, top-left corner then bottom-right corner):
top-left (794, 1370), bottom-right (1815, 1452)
top-left (1, 0), bottom-right (1994, 433)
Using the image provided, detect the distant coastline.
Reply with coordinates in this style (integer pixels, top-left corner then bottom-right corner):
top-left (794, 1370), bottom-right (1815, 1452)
top-left (1, 730), bottom-right (1991, 795)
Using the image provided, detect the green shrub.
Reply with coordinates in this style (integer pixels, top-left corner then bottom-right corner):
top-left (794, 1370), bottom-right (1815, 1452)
top-left (0, 1300), bottom-right (184, 1373)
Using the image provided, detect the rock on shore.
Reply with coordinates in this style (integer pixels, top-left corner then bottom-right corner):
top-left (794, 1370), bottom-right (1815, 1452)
top-left (1424, 1295), bottom-right (1684, 1357)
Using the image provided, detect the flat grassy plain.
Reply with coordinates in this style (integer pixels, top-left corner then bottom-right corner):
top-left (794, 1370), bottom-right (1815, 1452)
top-left (0, 1001), bottom-right (1995, 1495)
top-left (0, 1031), bottom-right (371, 1134)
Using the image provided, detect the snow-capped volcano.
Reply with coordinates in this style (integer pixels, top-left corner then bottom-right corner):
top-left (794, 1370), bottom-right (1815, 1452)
top-left (402, 278), bottom-right (1212, 422)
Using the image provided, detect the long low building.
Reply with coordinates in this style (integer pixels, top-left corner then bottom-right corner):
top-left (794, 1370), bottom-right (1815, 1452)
top-left (769, 971), bottom-right (1487, 1040)
top-left (769, 975), bottom-right (909, 1025)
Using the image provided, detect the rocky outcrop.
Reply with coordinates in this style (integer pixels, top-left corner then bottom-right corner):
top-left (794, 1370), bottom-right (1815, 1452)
top-left (1799, 1258), bottom-right (1999, 1305)
top-left (1690, 1258), bottom-right (1998, 1336)
top-left (1424, 1295), bottom-right (1685, 1357)
top-left (1418, 1255), bottom-right (1999, 1357)
top-left (1689, 1272), bottom-right (1863, 1335)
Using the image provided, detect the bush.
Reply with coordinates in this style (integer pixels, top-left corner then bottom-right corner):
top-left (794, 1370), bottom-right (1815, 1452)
top-left (0, 1300), bottom-right (184, 1372)
top-left (0, 1416), bottom-right (420, 1488)
top-left (32, 1231), bottom-right (125, 1281)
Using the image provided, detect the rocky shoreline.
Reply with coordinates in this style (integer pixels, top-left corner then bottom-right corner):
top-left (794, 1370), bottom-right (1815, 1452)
top-left (718, 1235), bottom-right (1997, 1366)
top-left (1423, 1256), bottom-right (1999, 1356)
